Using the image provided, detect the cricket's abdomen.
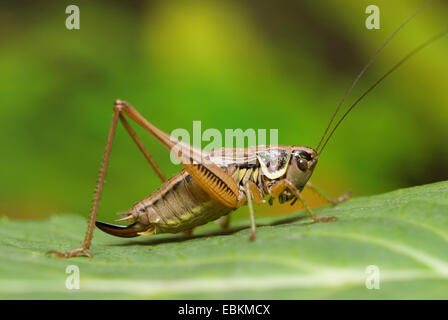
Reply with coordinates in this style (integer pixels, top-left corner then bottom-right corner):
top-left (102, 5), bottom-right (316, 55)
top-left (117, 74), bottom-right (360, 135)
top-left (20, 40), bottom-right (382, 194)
top-left (131, 170), bottom-right (233, 234)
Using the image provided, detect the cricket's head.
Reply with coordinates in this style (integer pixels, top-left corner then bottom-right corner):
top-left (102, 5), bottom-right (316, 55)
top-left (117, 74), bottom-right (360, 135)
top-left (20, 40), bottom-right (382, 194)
top-left (286, 146), bottom-right (318, 189)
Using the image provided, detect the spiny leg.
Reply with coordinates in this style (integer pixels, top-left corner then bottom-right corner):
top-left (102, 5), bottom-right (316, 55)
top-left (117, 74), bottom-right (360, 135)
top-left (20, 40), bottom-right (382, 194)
top-left (305, 181), bottom-right (351, 205)
top-left (48, 101), bottom-right (168, 258)
top-left (48, 103), bottom-right (121, 258)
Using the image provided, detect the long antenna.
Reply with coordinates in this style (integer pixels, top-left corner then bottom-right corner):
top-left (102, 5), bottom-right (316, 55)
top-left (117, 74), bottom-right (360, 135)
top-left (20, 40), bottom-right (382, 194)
top-left (316, 0), bottom-right (434, 152)
top-left (318, 27), bottom-right (448, 155)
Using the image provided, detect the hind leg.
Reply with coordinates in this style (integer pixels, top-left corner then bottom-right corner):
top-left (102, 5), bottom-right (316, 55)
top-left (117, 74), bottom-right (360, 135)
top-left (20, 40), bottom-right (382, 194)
top-left (48, 101), bottom-right (167, 258)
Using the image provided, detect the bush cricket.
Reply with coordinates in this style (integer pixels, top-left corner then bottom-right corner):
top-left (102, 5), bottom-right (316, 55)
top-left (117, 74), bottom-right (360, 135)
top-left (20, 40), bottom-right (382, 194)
top-left (48, 0), bottom-right (447, 258)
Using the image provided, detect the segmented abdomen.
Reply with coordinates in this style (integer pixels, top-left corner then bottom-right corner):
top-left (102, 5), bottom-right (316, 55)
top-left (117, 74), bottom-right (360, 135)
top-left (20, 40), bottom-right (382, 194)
top-left (132, 170), bottom-right (233, 234)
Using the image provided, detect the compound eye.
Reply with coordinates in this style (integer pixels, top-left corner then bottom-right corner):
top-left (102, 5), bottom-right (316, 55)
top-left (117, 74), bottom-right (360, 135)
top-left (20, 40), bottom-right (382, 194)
top-left (297, 150), bottom-right (311, 161)
top-left (297, 158), bottom-right (308, 171)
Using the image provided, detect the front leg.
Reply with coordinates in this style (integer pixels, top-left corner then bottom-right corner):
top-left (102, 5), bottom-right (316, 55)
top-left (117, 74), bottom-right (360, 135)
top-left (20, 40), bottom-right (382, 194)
top-left (269, 180), bottom-right (336, 223)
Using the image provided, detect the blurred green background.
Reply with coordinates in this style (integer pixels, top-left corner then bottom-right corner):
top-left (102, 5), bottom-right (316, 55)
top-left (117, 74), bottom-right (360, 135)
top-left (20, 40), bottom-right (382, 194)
top-left (0, 0), bottom-right (447, 222)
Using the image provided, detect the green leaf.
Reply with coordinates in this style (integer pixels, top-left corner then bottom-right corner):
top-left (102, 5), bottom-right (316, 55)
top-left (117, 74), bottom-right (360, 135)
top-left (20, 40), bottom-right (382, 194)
top-left (1, 181), bottom-right (447, 299)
